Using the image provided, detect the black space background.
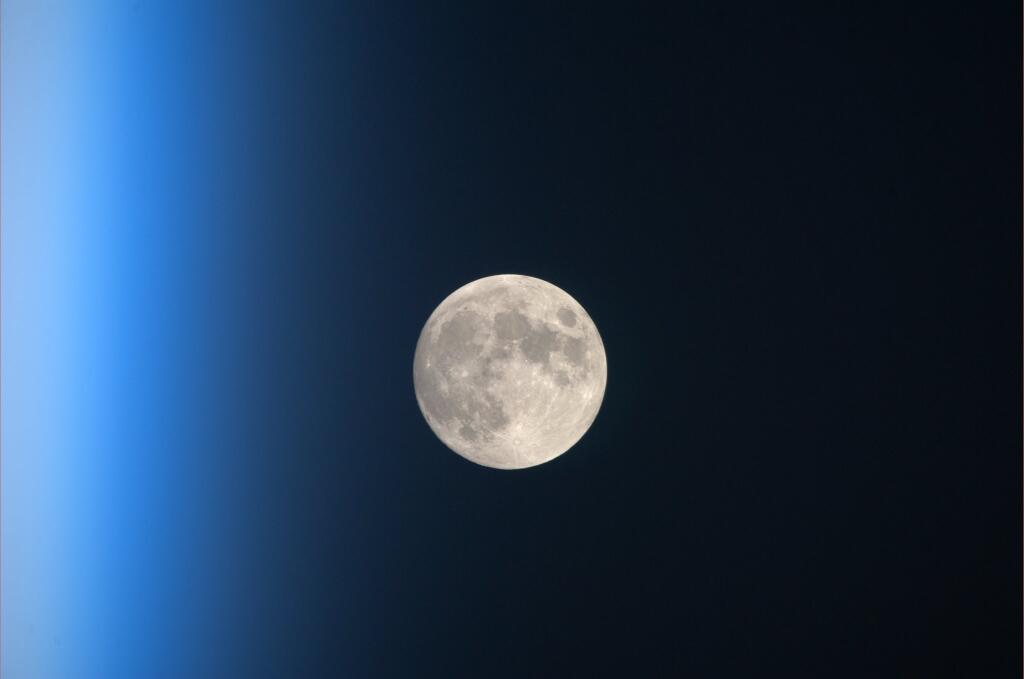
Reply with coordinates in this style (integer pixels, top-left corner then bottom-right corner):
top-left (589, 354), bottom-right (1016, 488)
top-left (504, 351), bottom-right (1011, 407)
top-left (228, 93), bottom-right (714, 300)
top-left (233, 3), bottom-right (1022, 676)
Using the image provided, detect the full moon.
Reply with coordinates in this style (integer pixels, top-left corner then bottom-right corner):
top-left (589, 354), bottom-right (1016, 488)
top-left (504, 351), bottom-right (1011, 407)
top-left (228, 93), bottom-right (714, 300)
top-left (413, 274), bottom-right (607, 469)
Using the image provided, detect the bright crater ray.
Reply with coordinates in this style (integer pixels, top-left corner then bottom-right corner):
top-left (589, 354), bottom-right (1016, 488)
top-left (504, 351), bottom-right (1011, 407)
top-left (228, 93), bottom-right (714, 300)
top-left (413, 274), bottom-right (607, 469)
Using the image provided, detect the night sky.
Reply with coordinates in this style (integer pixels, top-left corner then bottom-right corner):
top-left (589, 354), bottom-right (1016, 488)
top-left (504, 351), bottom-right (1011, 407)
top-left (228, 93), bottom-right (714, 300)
top-left (3, 2), bottom-right (1020, 677)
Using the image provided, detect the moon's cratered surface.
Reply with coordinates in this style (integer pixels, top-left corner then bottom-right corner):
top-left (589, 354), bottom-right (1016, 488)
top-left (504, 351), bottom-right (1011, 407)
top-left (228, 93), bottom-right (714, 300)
top-left (413, 274), bottom-right (607, 469)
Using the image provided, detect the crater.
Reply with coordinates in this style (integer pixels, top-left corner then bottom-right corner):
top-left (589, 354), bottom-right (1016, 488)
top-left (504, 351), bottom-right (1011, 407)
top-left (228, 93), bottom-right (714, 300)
top-left (471, 356), bottom-right (504, 388)
top-left (494, 310), bottom-right (531, 340)
top-left (520, 324), bottom-right (559, 364)
top-left (414, 361), bottom-right (455, 423)
top-left (453, 391), bottom-right (508, 437)
top-left (557, 308), bottom-right (577, 327)
top-left (561, 335), bottom-right (586, 366)
top-left (436, 310), bottom-right (485, 365)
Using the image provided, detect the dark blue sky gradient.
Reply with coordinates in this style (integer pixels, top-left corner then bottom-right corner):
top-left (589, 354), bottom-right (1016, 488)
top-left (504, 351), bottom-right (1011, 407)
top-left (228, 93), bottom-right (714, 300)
top-left (3, 2), bottom-right (1021, 677)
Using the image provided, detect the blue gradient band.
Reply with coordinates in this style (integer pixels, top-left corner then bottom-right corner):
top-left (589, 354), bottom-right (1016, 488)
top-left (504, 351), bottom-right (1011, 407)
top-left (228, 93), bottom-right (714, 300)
top-left (3, 4), bottom-right (280, 677)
